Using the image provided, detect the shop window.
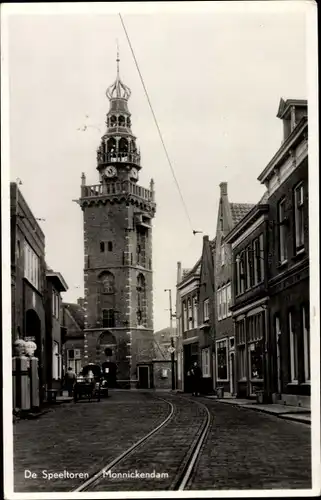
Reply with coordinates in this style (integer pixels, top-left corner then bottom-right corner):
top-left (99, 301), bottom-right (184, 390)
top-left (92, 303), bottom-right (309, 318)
top-left (248, 340), bottom-right (263, 380)
top-left (238, 346), bottom-right (246, 379)
top-left (216, 339), bottom-right (228, 381)
top-left (289, 311), bottom-right (298, 382)
top-left (302, 306), bottom-right (310, 382)
top-left (202, 348), bottom-right (210, 378)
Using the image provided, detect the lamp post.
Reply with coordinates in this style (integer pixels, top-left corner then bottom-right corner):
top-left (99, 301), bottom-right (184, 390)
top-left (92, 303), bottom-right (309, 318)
top-left (164, 288), bottom-right (175, 391)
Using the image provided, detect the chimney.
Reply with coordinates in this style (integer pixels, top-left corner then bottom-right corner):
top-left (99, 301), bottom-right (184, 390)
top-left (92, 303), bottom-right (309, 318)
top-left (219, 182), bottom-right (228, 197)
top-left (203, 235), bottom-right (209, 243)
top-left (177, 261), bottom-right (182, 284)
top-left (77, 297), bottom-right (84, 308)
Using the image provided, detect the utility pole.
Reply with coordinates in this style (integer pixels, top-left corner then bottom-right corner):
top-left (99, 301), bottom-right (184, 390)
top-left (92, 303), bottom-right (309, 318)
top-left (164, 288), bottom-right (175, 391)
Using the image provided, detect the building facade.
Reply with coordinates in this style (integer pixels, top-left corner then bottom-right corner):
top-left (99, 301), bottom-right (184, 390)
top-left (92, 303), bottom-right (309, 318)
top-left (61, 299), bottom-right (85, 376)
top-left (10, 182), bottom-right (47, 399)
top-left (226, 204), bottom-right (270, 400)
top-left (77, 59), bottom-right (156, 388)
top-left (176, 235), bottom-right (216, 394)
top-left (258, 98), bottom-right (310, 407)
top-left (176, 258), bottom-right (201, 392)
top-left (44, 270), bottom-right (68, 391)
top-left (213, 182), bottom-right (254, 396)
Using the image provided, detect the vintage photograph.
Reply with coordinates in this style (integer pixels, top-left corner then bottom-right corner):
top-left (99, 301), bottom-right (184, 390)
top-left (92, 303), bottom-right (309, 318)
top-left (2, 1), bottom-right (320, 498)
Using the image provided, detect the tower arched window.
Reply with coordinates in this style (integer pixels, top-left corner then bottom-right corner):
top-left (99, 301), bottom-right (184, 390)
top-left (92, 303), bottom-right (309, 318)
top-left (119, 137), bottom-right (129, 154)
top-left (107, 137), bottom-right (116, 154)
top-left (110, 115), bottom-right (117, 127)
top-left (100, 272), bottom-right (115, 294)
top-left (127, 117), bottom-right (131, 128)
top-left (137, 273), bottom-right (147, 327)
top-left (118, 115), bottom-right (125, 127)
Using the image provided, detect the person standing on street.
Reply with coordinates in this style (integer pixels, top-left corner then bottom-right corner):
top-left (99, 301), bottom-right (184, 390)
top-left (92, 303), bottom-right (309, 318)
top-left (190, 361), bottom-right (202, 396)
top-left (64, 367), bottom-right (76, 396)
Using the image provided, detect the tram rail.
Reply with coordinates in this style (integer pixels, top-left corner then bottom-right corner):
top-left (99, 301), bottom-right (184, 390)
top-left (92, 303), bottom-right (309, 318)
top-left (71, 393), bottom-right (211, 492)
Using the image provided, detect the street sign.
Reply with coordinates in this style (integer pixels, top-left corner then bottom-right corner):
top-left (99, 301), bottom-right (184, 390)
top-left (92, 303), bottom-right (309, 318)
top-left (168, 346), bottom-right (175, 354)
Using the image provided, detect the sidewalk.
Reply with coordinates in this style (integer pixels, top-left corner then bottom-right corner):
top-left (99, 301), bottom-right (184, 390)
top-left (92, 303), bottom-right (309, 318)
top-left (206, 396), bottom-right (311, 425)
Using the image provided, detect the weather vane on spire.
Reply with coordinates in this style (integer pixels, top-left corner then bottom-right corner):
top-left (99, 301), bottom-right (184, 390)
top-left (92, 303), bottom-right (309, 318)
top-left (116, 38), bottom-right (120, 79)
top-left (106, 39), bottom-right (131, 101)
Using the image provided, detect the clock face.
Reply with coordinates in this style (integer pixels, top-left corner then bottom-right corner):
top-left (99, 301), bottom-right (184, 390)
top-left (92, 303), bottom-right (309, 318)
top-left (130, 168), bottom-right (138, 180)
top-left (105, 166), bottom-right (117, 178)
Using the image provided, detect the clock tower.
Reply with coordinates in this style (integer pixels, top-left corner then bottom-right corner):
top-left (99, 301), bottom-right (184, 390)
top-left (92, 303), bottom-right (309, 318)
top-left (78, 55), bottom-right (156, 388)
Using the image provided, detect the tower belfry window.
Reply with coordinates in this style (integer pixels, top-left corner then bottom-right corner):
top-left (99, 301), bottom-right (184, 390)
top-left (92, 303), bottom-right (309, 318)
top-left (108, 241), bottom-right (113, 252)
top-left (100, 242), bottom-right (105, 253)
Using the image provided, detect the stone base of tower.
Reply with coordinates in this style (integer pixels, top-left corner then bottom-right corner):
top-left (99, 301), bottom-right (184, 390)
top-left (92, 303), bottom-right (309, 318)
top-left (83, 328), bottom-right (155, 389)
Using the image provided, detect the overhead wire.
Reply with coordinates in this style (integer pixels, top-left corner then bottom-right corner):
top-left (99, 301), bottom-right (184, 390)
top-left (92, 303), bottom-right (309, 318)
top-left (119, 13), bottom-right (195, 234)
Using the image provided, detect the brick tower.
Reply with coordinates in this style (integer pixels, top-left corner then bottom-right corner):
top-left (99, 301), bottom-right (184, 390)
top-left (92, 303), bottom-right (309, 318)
top-left (78, 54), bottom-right (156, 388)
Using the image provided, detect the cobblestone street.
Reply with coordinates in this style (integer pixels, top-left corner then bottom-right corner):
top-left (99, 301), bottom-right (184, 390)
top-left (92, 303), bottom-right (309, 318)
top-left (13, 391), bottom-right (311, 493)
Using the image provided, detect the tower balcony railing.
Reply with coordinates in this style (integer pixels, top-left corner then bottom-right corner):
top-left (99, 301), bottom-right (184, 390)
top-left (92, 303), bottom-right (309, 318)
top-left (81, 181), bottom-right (154, 202)
top-left (97, 151), bottom-right (141, 166)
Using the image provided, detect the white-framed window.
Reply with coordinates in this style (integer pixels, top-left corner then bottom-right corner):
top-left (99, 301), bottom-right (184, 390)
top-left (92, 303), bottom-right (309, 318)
top-left (183, 301), bottom-right (188, 332)
top-left (52, 290), bottom-right (60, 319)
top-left (24, 241), bottom-right (40, 290)
top-left (202, 348), bottom-right (210, 378)
top-left (302, 306), bottom-right (310, 382)
top-left (192, 296), bottom-right (198, 328)
top-left (217, 289), bottom-right (222, 321)
top-left (216, 339), bottom-right (228, 381)
top-left (278, 198), bottom-right (288, 263)
top-left (187, 298), bottom-right (193, 329)
top-left (226, 284), bottom-right (232, 316)
top-left (217, 284), bottom-right (231, 320)
top-left (289, 311), bottom-right (298, 382)
top-left (203, 298), bottom-right (209, 322)
top-left (67, 349), bottom-right (82, 375)
top-left (294, 183), bottom-right (304, 251)
top-left (221, 244), bottom-right (225, 266)
top-left (238, 346), bottom-right (246, 379)
top-left (52, 341), bottom-right (59, 380)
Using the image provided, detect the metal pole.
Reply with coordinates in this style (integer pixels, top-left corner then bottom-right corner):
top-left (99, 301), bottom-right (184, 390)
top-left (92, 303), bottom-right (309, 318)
top-left (165, 289), bottom-right (175, 390)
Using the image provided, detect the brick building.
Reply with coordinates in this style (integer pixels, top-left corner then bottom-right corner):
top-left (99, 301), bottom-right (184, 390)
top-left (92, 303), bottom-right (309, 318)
top-left (213, 182), bottom-right (254, 396)
top-left (257, 98), bottom-right (309, 407)
top-left (77, 58), bottom-right (156, 388)
top-left (176, 258), bottom-right (201, 392)
top-left (10, 182), bottom-right (47, 398)
top-left (44, 270), bottom-right (68, 390)
top-left (176, 235), bottom-right (216, 394)
top-left (61, 299), bottom-right (85, 376)
top-left (225, 202), bottom-right (270, 400)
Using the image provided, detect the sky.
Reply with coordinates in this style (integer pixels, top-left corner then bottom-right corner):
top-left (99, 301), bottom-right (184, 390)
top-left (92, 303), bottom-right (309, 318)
top-left (4, 2), bottom-right (310, 331)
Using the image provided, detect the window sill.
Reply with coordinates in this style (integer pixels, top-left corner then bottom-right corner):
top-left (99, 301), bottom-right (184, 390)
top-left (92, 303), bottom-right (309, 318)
top-left (301, 382), bottom-right (311, 386)
top-left (217, 379), bottom-right (229, 383)
top-left (238, 378), bottom-right (247, 382)
top-left (292, 248), bottom-right (306, 261)
top-left (202, 375), bottom-right (211, 379)
top-left (287, 381), bottom-right (299, 385)
top-left (277, 260), bottom-right (288, 270)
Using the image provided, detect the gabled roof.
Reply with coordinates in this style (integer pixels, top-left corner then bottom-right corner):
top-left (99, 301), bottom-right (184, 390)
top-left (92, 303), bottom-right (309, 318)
top-left (230, 203), bottom-right (255, 226)
top-left (63, 302), bottom-right (85, 330)
top-left (178, 256), bottom-right (201, 287)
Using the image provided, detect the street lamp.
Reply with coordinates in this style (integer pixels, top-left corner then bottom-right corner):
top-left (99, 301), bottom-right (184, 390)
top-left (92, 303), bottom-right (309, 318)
top-left (164, 288), bottom-right (176, 391)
